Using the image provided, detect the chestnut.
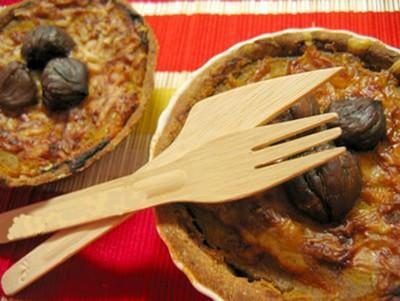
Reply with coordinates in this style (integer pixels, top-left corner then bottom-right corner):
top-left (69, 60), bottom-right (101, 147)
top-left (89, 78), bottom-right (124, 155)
top-left (0, 61), bottom-right (38, 110)
top-left (21, 25), bottom-right (75, 69)
top-left (42, 58), bottom-right (88, 111)
top-left (328, 97), bottom-right (386, 150)
top-left (286, 145), bottom-right (362, 223)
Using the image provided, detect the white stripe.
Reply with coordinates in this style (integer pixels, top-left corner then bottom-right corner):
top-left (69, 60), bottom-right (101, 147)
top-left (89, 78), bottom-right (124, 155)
top-left (131, 0), bottom-right (399, 16)
top-left (155, 71), bottom-right (192, 89)
top-left (1, 1), bottom-right (398, 16)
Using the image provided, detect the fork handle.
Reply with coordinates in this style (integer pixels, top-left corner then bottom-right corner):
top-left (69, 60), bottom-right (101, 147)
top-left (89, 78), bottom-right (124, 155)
top-left (2, 189), bottom-right (148, 243)
top-left (0, 170), bottom-right (185, 245)
top-left (1, 169), bottom-right (186, 296)
top-left (1, 215), bottom-right (129, 296)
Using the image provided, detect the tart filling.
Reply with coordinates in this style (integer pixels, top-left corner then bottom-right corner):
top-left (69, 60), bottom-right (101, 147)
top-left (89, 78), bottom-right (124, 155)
top-left (154, 31), bottom-right (400, 300)
top-left (0, 0), bottom-right (155, 185)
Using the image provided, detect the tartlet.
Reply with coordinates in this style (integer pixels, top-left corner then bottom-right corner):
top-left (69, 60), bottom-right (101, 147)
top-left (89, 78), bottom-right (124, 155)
top-left (0, 0), bottom-right (157, 186)
top-left (151, 29), bottom-right (400, 300)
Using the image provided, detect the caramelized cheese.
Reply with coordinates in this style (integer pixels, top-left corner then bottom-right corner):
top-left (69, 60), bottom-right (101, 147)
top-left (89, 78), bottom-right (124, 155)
top-left (191, 45), bottom-right (400, 298)
top-left (0, 0), bottom-right (148, 178)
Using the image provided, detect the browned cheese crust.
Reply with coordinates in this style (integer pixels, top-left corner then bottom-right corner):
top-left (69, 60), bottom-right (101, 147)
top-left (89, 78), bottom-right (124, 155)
top-left (0, 0), bottom-right (157, 186)
top-left (153, 30), bottom-right (400, 300)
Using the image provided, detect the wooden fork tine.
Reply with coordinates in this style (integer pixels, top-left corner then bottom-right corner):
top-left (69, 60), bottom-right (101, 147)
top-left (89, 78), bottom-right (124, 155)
top-left (172, 68), bottom-right (342, 156)
top-left (252, 127), bottom-right (342, 167)
top-left (250, 113), bottom-right (338, 150)
top-left (254, 68), bottom-right (343, 125)
top-left (250, 147), bottom-right (346, 193)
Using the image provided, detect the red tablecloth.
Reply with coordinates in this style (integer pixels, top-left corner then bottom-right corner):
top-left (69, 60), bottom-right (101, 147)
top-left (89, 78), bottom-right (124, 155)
top-left (0, 0), bottom-right (400, 300)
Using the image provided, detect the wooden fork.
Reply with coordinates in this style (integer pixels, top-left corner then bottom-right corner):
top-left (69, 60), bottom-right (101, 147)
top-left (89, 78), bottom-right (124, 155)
top-left (1, 67), bottom-right (342, 295)
top-left (0, 114), bottom-right (343, 241)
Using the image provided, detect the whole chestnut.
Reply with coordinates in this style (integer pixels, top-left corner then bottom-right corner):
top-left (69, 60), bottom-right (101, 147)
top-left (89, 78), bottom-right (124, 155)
top-left (290, 94), bottom-right (320, 119)
top-left (42, 58), bottom-right (88, 111)
top-left (21, 25), bottom-right (75, 69)
top-left (286, 145), bottom-right (362, 223)
top-left (328, 97), bottom-right (386, 150)
top-left (277, 94), bottom-right (320, 122)
top-left (0, 61), bottom-right (38, 110)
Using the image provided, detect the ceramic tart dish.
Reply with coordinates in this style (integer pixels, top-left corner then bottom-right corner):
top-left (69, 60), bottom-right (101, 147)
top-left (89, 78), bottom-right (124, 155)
top-left (0, 0), bottom-right (157, 186)
top-left (151, 28), bottom-right (400, 300)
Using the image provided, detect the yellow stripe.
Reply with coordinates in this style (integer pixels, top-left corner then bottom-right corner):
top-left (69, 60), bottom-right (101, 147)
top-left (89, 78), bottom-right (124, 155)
top-left (138, 88), bottom-right (176, 135)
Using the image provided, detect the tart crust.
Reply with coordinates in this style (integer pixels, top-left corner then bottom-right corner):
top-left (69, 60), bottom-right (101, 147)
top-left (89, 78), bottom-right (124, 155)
top-left (151, 29), bottom-right (400, 300)
top-left (0, 0), bottom-right (157, 186)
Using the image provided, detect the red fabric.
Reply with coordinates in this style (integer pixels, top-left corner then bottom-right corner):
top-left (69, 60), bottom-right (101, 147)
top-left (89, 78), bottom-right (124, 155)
top-left (0, 209), bottom-right (208, 300)
top-left (0, 0), bottom-right (400, 300)
top-left (149, 12), bottom-right (400, 71)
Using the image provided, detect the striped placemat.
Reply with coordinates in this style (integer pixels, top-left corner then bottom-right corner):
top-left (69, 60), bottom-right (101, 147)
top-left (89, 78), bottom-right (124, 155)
top-left (0, 0), bottom-right (399, 300)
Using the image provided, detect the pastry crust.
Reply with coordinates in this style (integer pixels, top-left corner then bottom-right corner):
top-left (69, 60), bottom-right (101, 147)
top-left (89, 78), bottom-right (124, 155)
top-left (151, 29), bottom-right (400, 300)
top-left (0, 0), bottom-right (157, 186)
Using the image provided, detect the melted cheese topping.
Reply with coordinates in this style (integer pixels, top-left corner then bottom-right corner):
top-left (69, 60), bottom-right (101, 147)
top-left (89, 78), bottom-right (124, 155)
top-left (0, 0), bottom-right (149, 178)
top-left (191, 45), bottom-right (400, 298)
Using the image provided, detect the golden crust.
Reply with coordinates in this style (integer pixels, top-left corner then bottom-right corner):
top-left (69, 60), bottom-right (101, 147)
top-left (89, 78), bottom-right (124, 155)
top-left (152, 29), bottom-right (400, 300)
top-left (0, 0), bottom-right (157, 186)
top-left (155, 205), bottom-right (284, 301)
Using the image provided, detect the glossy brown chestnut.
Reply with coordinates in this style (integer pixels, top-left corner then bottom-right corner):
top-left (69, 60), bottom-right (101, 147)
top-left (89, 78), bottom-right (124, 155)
top-left (42, 58), bottom-right (88, 111)
top-left (21, 25), bottom-right (75, 69)
top-left (0, 61), bottom-right (38, 110)
top-left (277, 94), bottom-right (320, 122)
top-left (328, 97), bottom-right (386, 150)
top-left (286, 145), bottom-right (362, 223)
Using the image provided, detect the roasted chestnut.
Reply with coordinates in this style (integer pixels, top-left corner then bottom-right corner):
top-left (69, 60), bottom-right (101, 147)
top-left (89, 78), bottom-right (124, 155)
top-left (290, 94), bottom-right (320, 119)
top-left (277, 94), bottom-right (320, 122)
top-left (21, 25), bottom-right (75, 69)
top-left (42, 58), bottom-right (88, 111)
top-left (286, 146), bottom-right (362, 223)
top-left (328, 97), bottom-right (386, 150)
top-left (0, 61), bottom-right (38, 110)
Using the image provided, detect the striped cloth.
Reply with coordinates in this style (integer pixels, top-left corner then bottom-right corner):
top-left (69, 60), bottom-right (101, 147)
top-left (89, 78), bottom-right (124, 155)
top-left (0, 0), bottom-right (399, 300)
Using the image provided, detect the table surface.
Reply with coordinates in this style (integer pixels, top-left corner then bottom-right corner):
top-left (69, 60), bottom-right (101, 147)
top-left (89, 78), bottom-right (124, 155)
top-left (0, 0), bottom-right (400, 300)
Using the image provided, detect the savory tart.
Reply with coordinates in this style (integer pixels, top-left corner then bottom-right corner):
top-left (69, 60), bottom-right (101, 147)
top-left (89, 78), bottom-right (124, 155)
top-left (0, 0), bottom-right (156, 186)
top-left (151, 29), bottom-right (400, 300)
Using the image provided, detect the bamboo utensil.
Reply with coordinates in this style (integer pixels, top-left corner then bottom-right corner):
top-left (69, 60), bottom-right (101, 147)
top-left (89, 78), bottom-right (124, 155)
top-left (0, 115), bottom-right (342, 242)
top-left (1, 67), bottom-right (341, 295)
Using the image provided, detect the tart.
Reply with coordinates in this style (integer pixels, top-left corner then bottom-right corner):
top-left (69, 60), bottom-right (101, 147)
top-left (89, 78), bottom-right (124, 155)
top-left (0, 0), bottom-right (157, 186)
top-left (151, 29), bottom-right (400, 300)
